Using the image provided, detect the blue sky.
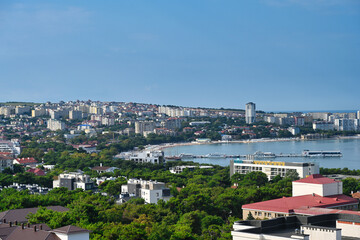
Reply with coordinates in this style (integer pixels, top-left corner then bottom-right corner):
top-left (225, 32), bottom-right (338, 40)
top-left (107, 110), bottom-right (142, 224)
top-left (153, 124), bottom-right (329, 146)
top-left (0, 0), bottom-right (359, 111)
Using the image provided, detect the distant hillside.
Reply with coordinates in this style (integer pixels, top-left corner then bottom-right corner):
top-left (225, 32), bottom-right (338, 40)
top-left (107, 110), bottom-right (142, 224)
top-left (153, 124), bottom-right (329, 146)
top-left (0, 102), bottom-right (41, 106)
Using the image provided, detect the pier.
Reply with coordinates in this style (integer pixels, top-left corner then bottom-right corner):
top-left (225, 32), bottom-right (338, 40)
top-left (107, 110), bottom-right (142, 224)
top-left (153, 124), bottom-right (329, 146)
top-left (166, 152), bottom-right (305, 160)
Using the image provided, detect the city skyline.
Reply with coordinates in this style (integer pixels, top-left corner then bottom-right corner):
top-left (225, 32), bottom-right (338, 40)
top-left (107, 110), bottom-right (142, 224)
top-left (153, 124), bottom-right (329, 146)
top-left (1, 0), bottom-right (359, 111)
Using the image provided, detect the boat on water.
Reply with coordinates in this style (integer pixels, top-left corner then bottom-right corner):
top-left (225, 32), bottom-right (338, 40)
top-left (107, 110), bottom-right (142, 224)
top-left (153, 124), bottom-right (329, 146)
top-left (205, 153), bottom-right (226, 158)
top-left (302, 150), bottom-right (342, 157)
top-left (165, 156), bottom-right (181, 160)
top-left (179, 153), bottom-right (195, 159)
top-left (252, 151), bottom-right (276, 158)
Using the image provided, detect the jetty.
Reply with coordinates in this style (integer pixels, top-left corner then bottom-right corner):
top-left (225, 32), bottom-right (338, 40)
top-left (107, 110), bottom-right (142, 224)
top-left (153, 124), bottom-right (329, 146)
top-left (165, 150), bottom-right (342, 160)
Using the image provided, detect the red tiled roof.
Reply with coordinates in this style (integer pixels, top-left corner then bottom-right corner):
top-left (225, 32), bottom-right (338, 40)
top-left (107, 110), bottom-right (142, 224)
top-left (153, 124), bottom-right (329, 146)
top-left (92, 166), bottom-right (111, 171)
top-left (293, 174), bottom-right (339, 184)
top-left (26, 168), bottom-right (45, 176)
top-left (242, 194), bottom-right (358, 214)
top-left (293, 206), bottom-right (360, 216)
top-left (15, 157), bottom-right (38, 164)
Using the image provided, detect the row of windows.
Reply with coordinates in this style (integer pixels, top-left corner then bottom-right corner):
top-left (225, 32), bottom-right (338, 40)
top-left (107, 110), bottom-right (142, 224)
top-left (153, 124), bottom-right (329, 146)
top-left (303, 226), bottom-right (335, 233)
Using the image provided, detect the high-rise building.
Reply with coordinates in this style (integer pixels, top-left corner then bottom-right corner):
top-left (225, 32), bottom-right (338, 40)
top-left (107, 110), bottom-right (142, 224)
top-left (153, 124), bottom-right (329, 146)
top-left (47, 119), bottom-right (65, 131)
top-left (245, 102), bottom-right (256, 124)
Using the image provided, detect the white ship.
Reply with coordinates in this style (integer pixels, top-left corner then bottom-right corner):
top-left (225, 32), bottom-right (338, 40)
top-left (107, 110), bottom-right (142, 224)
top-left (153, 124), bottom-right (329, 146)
top-left (253, 151), bottom-right (276, 158)
top-left (205, 153), bottom-right (226, 158)
top-left (302, 150), bottom-right (342, 157)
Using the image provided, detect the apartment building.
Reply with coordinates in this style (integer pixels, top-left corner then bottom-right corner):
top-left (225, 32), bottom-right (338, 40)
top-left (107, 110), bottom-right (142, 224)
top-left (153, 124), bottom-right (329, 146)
top-left (118, 150), bottom-right (165, 164)
top-left (230, 159), bottom-right (319, 180)
top-left (53, 172), bottom-right (94, 190)
top-left (47, 119), bottom-right (65, 131)
top-left (0, 154), bottom-right (13, 172)
top-left (245, 102), bottom-right (256, 124)
top-left (135, 121), bottom-right (156, 136)
top-left (313, 121), bottom-right (335, 131)
top-left (121, 178), bottom-right (172, 204)
top-left (0, 140), bottom-right (21, 157)
top-left (334, 118), bottom-right (360, 131)
top-left (170, 165), bottom-right (213, 174)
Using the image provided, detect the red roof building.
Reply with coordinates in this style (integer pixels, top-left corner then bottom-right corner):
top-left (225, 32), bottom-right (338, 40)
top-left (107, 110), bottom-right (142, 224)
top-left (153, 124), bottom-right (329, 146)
top-left (14, 157), bottom-right (38, 166)
top-left (26, 168), bottom-right (46, 176)
top-left (242, 174), bottom-right (359, 220)
top-left (293, 174), bottom-right (337, 184)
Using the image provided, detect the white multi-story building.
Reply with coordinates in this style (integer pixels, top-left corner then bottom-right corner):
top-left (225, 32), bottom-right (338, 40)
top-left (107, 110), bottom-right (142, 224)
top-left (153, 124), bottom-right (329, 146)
top-left (117, 150), bottom-right (164, 164)
top-left (129, 150), bottom-right (164, 164)
top-left (15, 106), bottom-right (31, 115)
top-left (334, 118), bottom-right (359, 131)
top-left (47, 119), bottom-right (65, 131)
top-left (245, 102), bottom-right (256, 124)
top-left (189, 121), bottom-right (210, 126)
top-left (0, 140), bottom-right (21, 157)
top-left (313, 121), bottom-right (335, 131)
top-left (288, 126), bottom-right (300, 135)
top-left (135, 121), bottom-right (156, 136)
top-left (309, 112), bottom-right (330, 121)
top-left (0, 106), bottom-right (15, 117)
top-left (121, 178), bottom-right (172, 204)
top-left (53, 172), bottom-right (94, 190)
top-left (292, 174), bottom-right (343, 197)
top-left (69, 110), bottom-right (83, 120)
top-left (102, 117), bottom-right (115, 126)
top-left (170, 165), bottom-right (213, 174)
top-left (230, 159), bottom-right (319, 180)
top-left (357, 110), bottom-right (360, 119)
top-left (0, 154), bottom-right (13, 172)
top-left (32, 107), bottom-right (47, 117)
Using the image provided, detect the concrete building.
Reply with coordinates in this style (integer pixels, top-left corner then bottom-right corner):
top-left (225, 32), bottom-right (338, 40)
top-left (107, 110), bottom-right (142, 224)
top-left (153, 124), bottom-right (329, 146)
top-left (130, 150), bottom-right (164, 164)
top-left (101, 117), bottom-right (115, 126)
top-left (121, 178), bottom-right (172, 204)
top-left (135, 121), bottom-right (156, 136)
top-left (245, 102), bottom-right (256, 124)
top-left (31, 107), bottom-right (47, 117)
top-left (15, 106), bottom-right (31, 115)
top-left (241, 174), bottom-right (358, 220)
top-left (49, 109), bottom-right (68, 119)
top-left (357, 110), bottom-right (360, 119)
top-left (162, 118), bottom-right (182, 130)
top-left (0, 154), bottom-right (13, 172)
top-left (230, 159), bottom-right (319, 180)
top-left (0, 140), bottom-right (21, 157)
top-left (231, 213), bottom-right (360, 240)
top-left (116, 150), bottom-right (165, 164)
top-left (292, 174), bottom-right (343, 197)
top-left (169, 165), bottom-right (213, 174)
top-left (294, 116), bottom-right (305, 126)
top-left (69, 110), bottom-right (83, 120)
top-left (53, 172), bottom-right (94, 191)
top-left (288, 126), bottom-right (300, 135)
top-left (47, 119), bottom-right (65, 131)
top-left (189, 121), bottom-right (210, 126)
top-left (334, 118), bottom-right (359, 131)
top-left (313, 121), bottom-right (335, 131)
top-left (309, 112), bottom-right (330, 121)
top-left (0, 106), bottom-right (15, 117)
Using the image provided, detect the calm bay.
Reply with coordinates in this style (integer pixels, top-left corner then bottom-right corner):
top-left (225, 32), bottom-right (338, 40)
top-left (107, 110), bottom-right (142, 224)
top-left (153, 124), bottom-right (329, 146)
top-left (163, 138), bottom-right (360, 169)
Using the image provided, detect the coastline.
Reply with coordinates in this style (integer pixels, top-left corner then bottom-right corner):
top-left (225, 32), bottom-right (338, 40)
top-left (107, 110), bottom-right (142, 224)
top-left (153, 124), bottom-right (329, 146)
top-left (149, 134), bottom-right (360, 152)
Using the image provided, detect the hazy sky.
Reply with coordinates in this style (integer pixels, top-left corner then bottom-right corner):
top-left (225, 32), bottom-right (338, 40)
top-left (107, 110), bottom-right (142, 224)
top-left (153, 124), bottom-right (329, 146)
top-left (1, 0), bottom-right (359, 111)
